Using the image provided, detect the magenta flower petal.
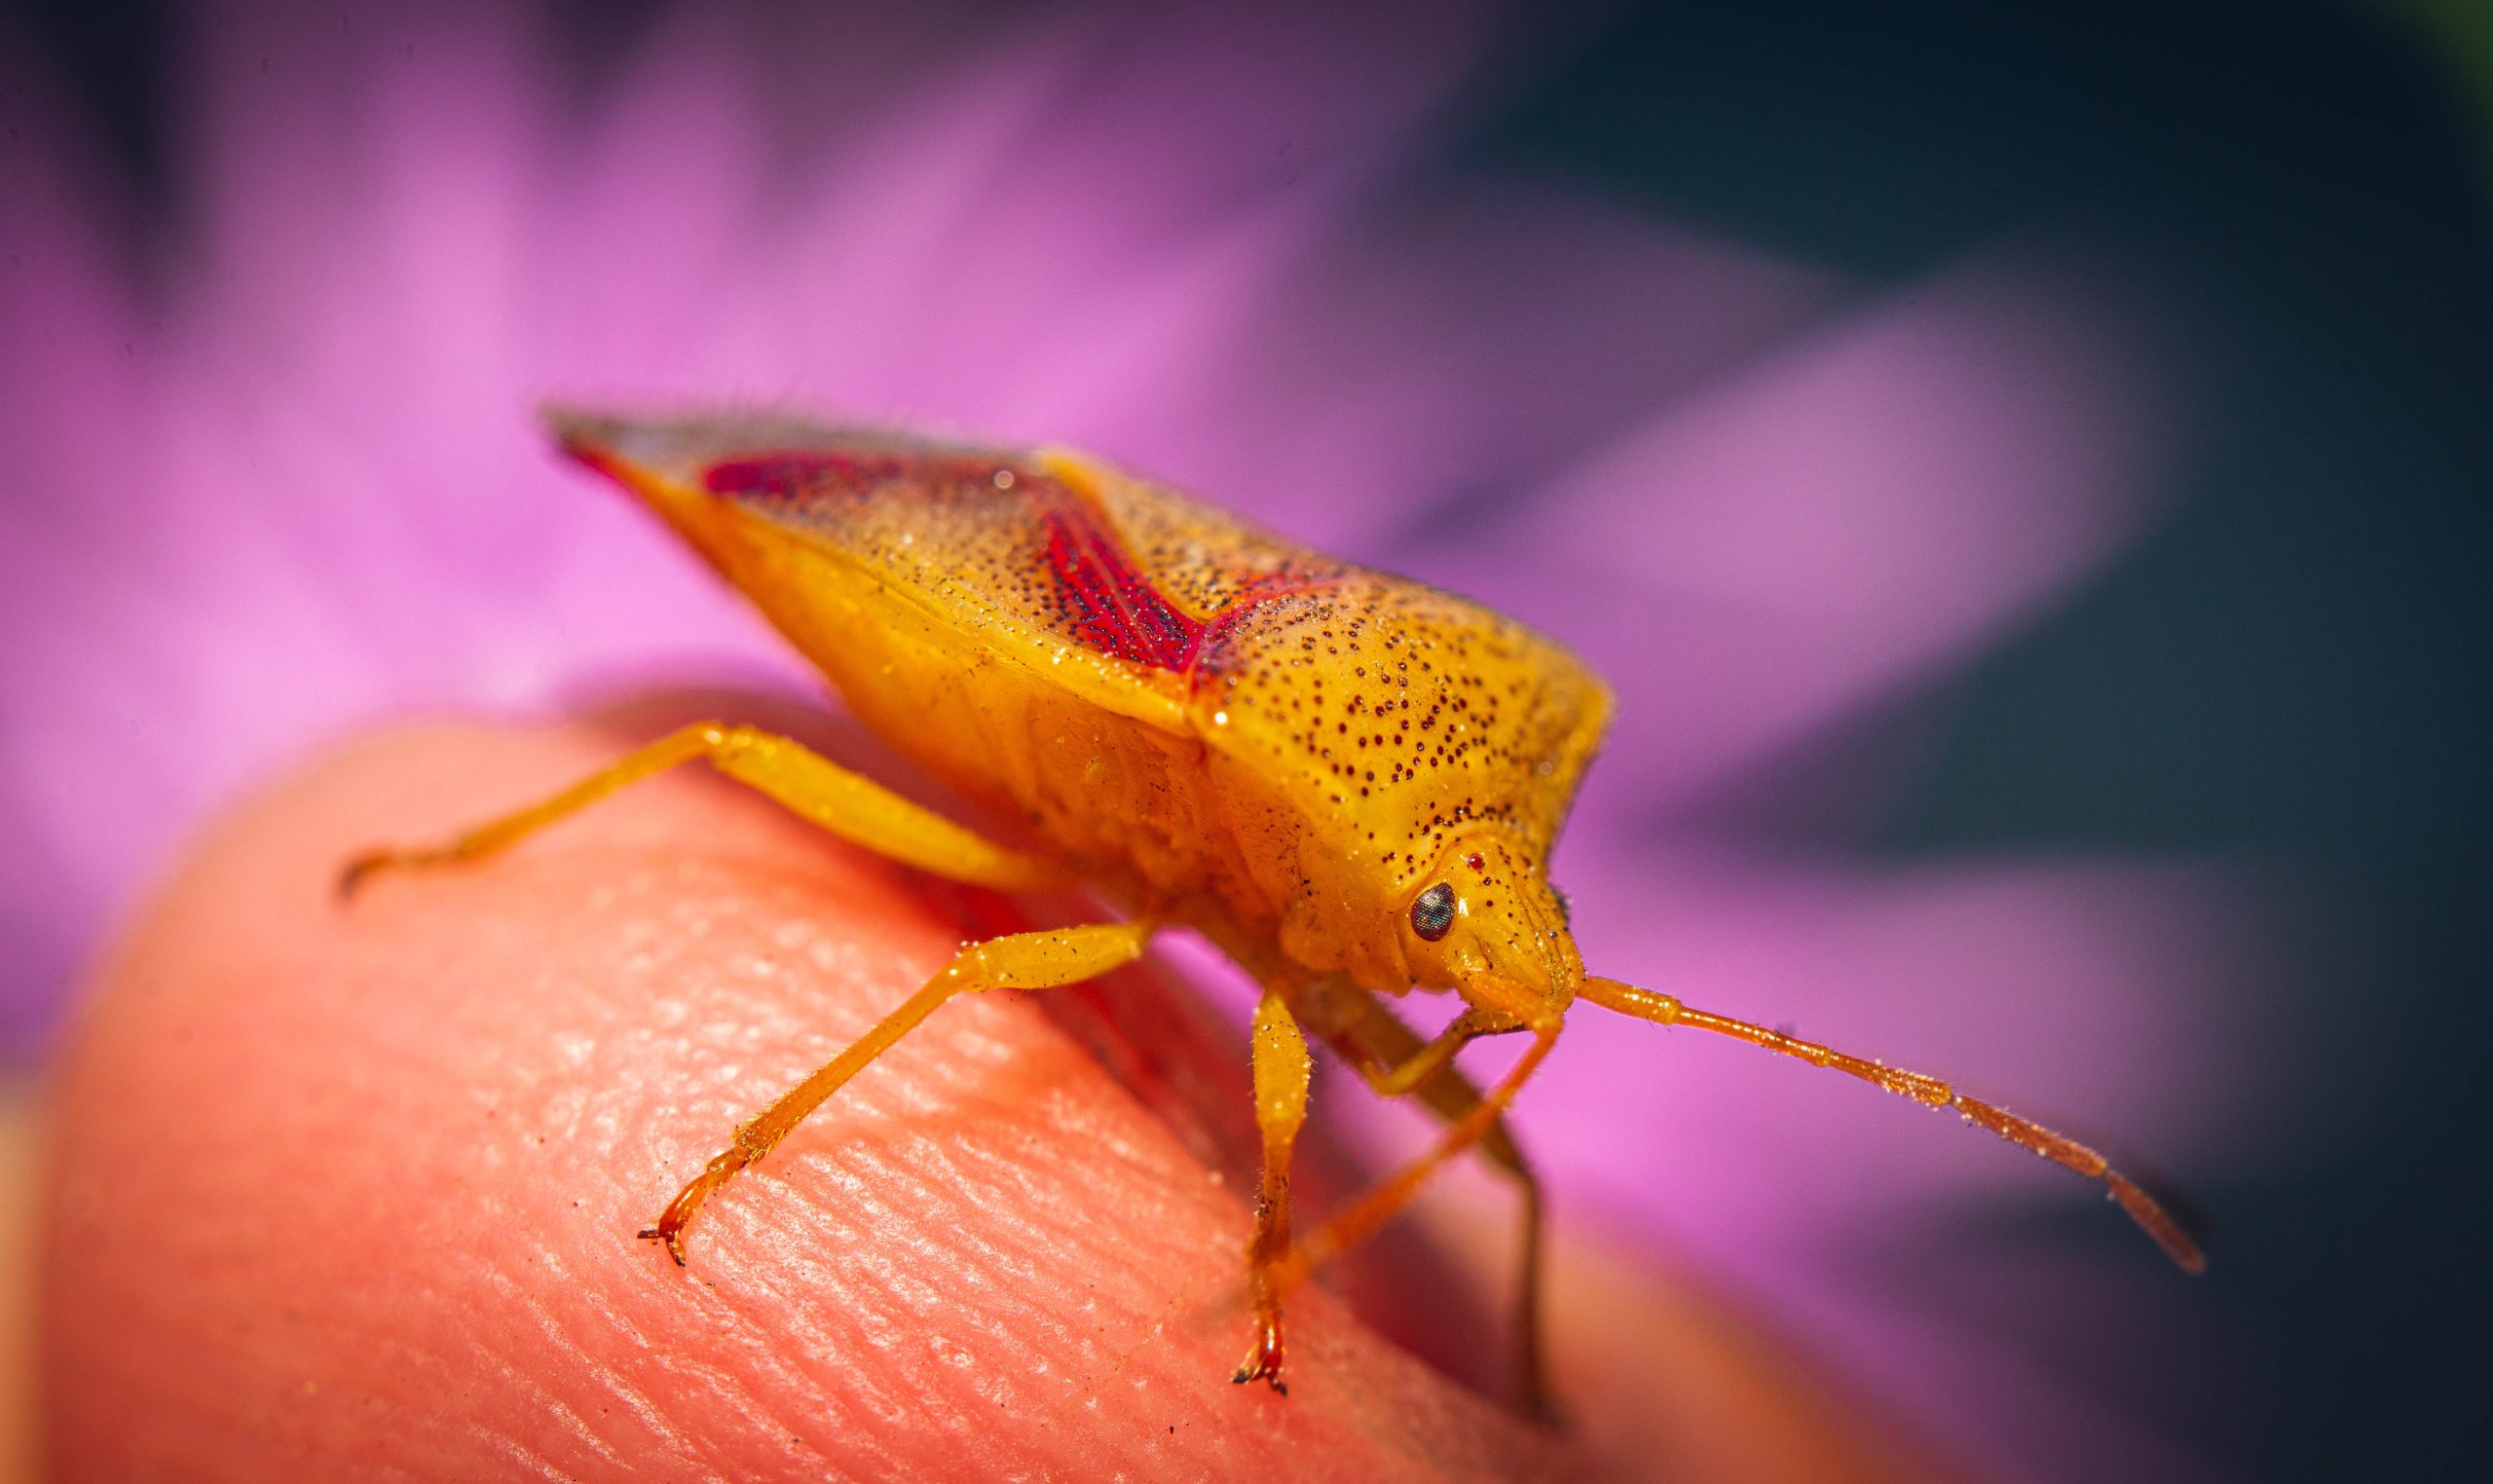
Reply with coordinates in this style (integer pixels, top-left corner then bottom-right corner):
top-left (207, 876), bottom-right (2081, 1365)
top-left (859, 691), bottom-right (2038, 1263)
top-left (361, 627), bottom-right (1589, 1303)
top-left (1423, 259), bottom-right (2180, 812)
top-left (1089, 179), bottom-right (1842, 549)
top-left (2, 6), bottom-right (2258, 1479)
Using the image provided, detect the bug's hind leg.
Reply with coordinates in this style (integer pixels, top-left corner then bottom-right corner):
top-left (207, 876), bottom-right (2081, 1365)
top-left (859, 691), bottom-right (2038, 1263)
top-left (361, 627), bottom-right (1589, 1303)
top-left (646, 919), bottom-right (1155, 1263)
top-left (1303, 982), bottom-right (1555, 1422)
top-left (1234, 987), bottom-right (1314, 1391)
top-left (340, 721), bottom-right (1062, 897)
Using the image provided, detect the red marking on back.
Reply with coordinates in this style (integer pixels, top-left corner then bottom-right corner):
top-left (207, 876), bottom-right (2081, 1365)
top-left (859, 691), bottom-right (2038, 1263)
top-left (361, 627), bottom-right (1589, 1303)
top-left (1039, 497), bottom-right (1328, 680)
top-left (1041, 504), bottom-right (1203, 670)
top-left (705, 451), bottom-right (902, 499)
top-left (1191, 579), bottom-right (1327, 672)
top-left (698, 445), bottom-right (1332, 682)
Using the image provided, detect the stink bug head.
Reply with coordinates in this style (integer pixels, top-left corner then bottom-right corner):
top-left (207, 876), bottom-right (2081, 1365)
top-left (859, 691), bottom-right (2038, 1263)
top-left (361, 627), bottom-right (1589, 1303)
top-left (1400, 830), bottom-right (1583, 1023)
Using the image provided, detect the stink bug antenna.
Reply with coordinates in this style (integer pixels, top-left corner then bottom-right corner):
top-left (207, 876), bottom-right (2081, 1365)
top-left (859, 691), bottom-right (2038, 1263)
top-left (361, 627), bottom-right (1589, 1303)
top-left (1577, 976), bottom-right (2206, 1274)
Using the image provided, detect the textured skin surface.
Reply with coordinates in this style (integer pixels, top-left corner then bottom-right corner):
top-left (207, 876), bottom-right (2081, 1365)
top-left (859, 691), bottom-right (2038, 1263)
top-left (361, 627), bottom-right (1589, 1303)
top-left (42, 723), bottom-right (1551, 1481)
top-left (38, 721), bottom-right (1941, 1482)
top-left (555, 414), bottom-right (1608, 996)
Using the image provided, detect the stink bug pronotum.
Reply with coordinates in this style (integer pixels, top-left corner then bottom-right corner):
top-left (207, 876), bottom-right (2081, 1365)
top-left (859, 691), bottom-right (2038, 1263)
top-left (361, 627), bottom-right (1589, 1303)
top-left (344, 412), bottom-right (2204, 1416)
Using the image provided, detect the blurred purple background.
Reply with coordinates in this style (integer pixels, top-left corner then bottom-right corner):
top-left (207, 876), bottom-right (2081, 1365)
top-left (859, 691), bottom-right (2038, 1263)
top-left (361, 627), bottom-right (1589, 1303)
top-left (6, 3), bottom-right (2488, 1481)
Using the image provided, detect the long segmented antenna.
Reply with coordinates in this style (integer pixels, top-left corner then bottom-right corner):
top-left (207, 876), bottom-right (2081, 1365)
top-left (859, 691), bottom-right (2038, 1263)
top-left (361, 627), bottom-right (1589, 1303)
top-left (1578, 977), bottom-right (2206, 1273)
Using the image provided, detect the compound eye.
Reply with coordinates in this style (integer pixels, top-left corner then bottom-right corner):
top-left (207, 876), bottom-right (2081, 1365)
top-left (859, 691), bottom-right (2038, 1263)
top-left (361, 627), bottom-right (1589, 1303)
top-left (1410, 882), bottom-right (1457, 942)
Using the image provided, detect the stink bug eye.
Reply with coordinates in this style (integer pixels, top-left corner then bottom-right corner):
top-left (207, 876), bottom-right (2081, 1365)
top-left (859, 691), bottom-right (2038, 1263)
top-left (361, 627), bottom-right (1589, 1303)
top-left (1411, 882), bottom-right (1457, 941)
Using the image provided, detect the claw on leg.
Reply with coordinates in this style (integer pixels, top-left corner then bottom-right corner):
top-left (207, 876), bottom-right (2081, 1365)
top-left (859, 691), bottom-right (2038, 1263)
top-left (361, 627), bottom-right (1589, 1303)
top-left (337, 845), bottom-right (449, 900)
top-left (637, 1145), bottom-right (753, 1267)
top-left (1231, 1312), bottom-right (1287, 1392)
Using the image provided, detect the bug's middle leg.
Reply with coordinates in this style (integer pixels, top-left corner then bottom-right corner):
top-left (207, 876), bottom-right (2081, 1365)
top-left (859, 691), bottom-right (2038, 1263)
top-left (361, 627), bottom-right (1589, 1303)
top-left (644, 918), bottom-right (1153, 1263)
top-left (1234, 986), bottom-right (1313, 1391)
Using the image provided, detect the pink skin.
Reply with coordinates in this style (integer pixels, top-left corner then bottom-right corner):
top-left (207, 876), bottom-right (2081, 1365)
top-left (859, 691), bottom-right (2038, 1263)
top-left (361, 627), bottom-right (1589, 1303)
top-left (40, 717), bottom-right (1944, 1482)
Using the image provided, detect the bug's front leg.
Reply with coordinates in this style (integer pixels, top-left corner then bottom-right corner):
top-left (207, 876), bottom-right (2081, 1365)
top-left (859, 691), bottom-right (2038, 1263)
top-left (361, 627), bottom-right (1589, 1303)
top-left (1234, 986), bottom-right (1313, 1391)
top-left (1306, 982), bottom-right (1554, 1423)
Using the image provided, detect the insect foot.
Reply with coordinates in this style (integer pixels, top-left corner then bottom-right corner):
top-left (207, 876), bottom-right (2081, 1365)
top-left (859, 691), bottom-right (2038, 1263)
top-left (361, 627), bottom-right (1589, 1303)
top-left (639, 1145), bottom-right (754, 1267)
top-left (335, 846), bottom-right (423, 900)
top-left (1231, 1320), bottom-right (1288, 1395)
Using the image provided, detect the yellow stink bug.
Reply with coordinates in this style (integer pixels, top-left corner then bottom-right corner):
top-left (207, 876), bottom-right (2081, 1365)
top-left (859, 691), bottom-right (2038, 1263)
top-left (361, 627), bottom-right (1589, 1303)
top-left (343, 411), bottom-right (2204, 1415)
